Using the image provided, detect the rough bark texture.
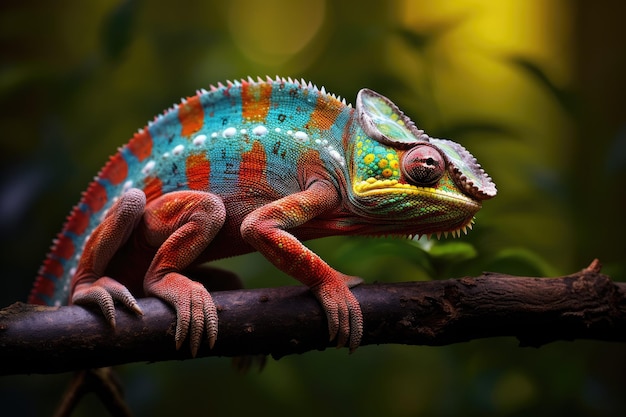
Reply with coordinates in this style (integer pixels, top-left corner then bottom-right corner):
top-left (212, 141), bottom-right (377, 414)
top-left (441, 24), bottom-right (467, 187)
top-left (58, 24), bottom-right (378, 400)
top-left (1, 260), bottom-right (624, 375)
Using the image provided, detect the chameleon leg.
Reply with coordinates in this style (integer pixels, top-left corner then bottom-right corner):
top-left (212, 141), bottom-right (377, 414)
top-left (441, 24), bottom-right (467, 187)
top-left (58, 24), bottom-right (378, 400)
top-left (71, 188), bottom-right (146, 325)
top-left (140, 191), bottom-right (226, 356)
top-left (241, 180), bottom-right (364, 351)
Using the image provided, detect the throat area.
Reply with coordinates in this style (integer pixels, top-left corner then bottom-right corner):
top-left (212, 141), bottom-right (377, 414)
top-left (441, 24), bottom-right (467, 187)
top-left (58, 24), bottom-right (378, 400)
top-left (345, 180), bottom-right (481, 238)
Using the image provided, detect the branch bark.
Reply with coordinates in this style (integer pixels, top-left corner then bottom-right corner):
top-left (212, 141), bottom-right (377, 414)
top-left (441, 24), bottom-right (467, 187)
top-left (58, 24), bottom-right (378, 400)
top-left (1, 260), bottom-right (624, 375)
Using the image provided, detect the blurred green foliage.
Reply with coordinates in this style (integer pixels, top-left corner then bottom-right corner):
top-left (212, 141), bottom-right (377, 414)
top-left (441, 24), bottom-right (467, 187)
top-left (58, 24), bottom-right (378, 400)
top-left (1, 1), bottom-right (624, 416)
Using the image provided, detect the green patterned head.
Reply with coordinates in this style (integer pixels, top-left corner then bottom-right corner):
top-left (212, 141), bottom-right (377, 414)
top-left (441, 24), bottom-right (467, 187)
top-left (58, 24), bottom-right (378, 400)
top-left (346, 89), bottom-right (496, 236)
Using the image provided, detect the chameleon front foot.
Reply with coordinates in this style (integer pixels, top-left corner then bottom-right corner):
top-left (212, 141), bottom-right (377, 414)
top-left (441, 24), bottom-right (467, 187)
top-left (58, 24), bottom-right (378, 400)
top-left (72, 277), bottom-right (143, 327)
top-left (311, 275), bottom-right (364, 352)
top-left (145, 272), bottom-right (218, 357)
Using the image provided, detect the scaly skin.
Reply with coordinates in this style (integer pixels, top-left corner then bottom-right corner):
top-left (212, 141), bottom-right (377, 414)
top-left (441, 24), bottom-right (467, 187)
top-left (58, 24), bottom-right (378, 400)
top-left (30, 76), bottom-right (496, 354)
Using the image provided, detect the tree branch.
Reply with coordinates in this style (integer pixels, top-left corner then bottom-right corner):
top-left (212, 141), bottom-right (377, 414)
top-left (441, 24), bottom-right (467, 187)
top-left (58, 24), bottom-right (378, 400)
top-left (1, 259), bottom-right (624, 375)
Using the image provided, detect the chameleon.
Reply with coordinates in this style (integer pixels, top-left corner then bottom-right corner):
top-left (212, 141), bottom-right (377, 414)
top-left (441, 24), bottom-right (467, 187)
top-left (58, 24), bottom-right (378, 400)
top-left (29, 76), bottom-right (496, 355)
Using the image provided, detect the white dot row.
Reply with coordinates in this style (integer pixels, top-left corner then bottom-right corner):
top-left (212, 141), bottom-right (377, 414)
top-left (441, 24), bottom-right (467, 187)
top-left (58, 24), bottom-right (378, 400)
top-left (315, 138), bottom-right (345, 166)
top-left (132, 124), bottom-right (344, 188)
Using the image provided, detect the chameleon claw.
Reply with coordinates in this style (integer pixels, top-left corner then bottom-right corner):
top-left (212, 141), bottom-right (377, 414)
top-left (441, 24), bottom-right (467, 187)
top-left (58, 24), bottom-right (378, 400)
top-left (72, 277), bottom-right (143, 329)
top-left (146, 272), bottom-right (218, 356)
top-left (95, 288), bottom-right (117, 328)
top-left (312, 275), bottom-right (364, 351)
top-left (204, 299), bottom-right (219, 350)
top-left (207, 330), bottom-right (217, 350)
top-left (174, 307), bottom-right (191, 352)
top-left (348, 299), bottom-right (364, 353)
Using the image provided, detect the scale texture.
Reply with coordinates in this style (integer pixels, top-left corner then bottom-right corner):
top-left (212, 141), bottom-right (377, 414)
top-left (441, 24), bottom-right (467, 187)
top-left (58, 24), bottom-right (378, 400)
top-left (29, 76), bottom-right (496, 353)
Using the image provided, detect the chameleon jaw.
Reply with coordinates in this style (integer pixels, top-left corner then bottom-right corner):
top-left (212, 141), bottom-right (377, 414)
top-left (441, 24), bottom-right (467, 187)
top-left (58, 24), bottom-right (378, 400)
top-left (353, 177), bottom-right (481, 207)
top-left (350, 176), bottom-right (481, 237)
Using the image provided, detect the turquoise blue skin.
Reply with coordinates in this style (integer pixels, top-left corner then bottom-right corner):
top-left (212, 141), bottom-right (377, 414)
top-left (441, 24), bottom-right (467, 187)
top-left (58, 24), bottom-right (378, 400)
top-left (141, 82), bottom-right (353, 196)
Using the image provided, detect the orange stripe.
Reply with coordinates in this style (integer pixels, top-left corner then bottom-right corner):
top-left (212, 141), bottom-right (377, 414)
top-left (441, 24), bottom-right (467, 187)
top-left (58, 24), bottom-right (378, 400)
top-left (66, 207), bottom-right (90, 236)
top-left (43, 258), bottom-right (63, 278)
top-left (239, 140), bottom-right (266, 181)
top-left (83, 182), bottom-right (107, 212)
top-left (186, 153), bottom-right (210, 191)
top-left (29, 274), bottom-right (55, 301)
top-left (241, 81), bottom-right (272, 122)
top-left (100, 153), bottom-right (128, 185)
top-left (144, 176), bottom-right (163, 202)
top-left (53, 234), bottom-right (75, 260)
top-left (128, 130), bottom-right (153, 161)
top-left (308, 94), bottom-right (341, 131)
top-left (29, 258), bottom-right (62, 303)
top-left (179, 95), bottom-right (205, 137)
top-left (236, 141), bottom-right (283, 201)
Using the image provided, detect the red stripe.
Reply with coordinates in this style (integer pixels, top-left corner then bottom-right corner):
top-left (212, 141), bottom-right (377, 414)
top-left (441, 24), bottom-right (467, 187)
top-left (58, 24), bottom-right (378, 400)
top-left (83, 182), bottom-right (108, 212)
top-left (65, 207), bottom-right (90, 236)
top-left (29, 273), bottom-right (56, 303)
top-left (239, 141), bottom-right (267, 184)
top-left (186, 153), bottom-right (210, 191)
top-left (128, 129), bottom-right (153, 161)
top-left (52, 234), bottom-right (75, 260)
top-left (100, 153), bottom-right (128, 185)
top-left (43, 258), bottom-right (64, 279)
top-left (179, 95), bottom-right (205, 137)
top-left (236, 140), bottom-right (283, 203)
top-left (28, 292), bottom-right (47, 305)
top-left (144, 176), bottom-right (163, 202)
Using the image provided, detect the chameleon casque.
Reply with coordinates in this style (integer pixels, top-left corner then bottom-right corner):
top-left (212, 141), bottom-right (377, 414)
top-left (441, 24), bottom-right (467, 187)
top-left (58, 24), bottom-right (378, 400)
top-left (29, 76), bottom-right (496, 354)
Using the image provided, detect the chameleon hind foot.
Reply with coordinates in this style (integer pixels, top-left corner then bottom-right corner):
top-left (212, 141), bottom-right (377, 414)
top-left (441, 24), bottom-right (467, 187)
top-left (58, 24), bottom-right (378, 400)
top-left (72, 276), bottom-right (143, 327)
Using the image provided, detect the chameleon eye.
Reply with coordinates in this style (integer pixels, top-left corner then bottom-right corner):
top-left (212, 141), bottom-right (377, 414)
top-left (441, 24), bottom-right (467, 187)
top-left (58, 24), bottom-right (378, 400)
top-left (401, 145), bottom-right (445, 185)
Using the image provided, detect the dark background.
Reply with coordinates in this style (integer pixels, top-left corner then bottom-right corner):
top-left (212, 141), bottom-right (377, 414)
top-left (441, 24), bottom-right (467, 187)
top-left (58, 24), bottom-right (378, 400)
top-left (1, 1), bottom-right (624, 416)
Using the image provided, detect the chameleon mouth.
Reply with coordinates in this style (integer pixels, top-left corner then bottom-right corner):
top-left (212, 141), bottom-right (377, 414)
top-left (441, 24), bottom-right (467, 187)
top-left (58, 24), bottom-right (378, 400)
top-left (351, 177), bottom-right (481, 238)
top-left (353, 177), bottom-right (481, 207)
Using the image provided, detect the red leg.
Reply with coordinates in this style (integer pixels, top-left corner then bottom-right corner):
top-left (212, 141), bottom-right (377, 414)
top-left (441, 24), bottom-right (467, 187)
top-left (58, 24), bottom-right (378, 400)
top-left (241, 181), bottom-right (364, 351)
top-left (71, 189), bottom-right (146, 325)
top-left (141, 191), bottom-right (226, 356)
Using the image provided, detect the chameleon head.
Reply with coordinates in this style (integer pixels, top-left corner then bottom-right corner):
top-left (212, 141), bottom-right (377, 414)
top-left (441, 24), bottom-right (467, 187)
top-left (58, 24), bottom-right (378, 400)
top-left (346, 89), bottom-right (497, 236)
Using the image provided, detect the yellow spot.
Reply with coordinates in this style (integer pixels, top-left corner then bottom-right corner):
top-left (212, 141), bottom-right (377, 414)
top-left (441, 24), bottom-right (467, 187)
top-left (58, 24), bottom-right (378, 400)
top-left (364, 153), bottom-right (375, 164)
top-left (378, 159), bottom-right (388, 168)
top-left (390, 159), bottom-right (399, 169)
top-left (382, 168), bottom-right (393, 177)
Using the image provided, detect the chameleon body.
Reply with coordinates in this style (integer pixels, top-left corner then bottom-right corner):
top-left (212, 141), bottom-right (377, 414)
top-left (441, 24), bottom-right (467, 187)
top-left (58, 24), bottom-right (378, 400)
top-left (29, 76), bottom-right (496, 354)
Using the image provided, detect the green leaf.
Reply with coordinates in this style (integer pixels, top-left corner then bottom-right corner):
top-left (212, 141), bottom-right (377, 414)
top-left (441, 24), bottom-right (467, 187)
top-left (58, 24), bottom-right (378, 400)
top-left (488, 247), bottom-right (560, 277)
top-left (508, 56), bottom-right (578, 116)
top-left (332, 237), bottom-right (436, 281)
top-left (427, 241), bottom-right (478, 262)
